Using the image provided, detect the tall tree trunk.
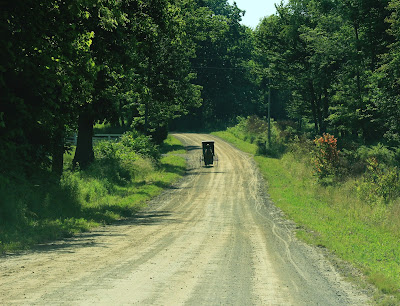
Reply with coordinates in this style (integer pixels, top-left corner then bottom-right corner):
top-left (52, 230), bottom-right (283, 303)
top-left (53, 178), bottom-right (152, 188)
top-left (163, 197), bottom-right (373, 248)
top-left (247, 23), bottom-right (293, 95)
top-left (322, 87), bottom-right (329, 133)
top-left (353, 22), bottom-right (363, 104)
top-left (316, 94), bottom-right (324, 134)
top-left (308, 80), bottom-right (319, 134)
top-left (73, 106), bottom-right (94, 169)
top-left (310, 98), bottom-right (319, 135)
top-left (144, 101), bottom-right (149, 135)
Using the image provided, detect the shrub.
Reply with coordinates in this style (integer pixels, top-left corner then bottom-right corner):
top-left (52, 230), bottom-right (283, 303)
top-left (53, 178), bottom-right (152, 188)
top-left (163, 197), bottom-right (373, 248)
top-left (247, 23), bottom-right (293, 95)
top-left (120, 131), bottom-right (160, 161)
top-left (90, 130), bottom-right (160, 185)
top-left (339, 144), bottom-right (398, 179)
top-left (255, 120), bottom-right (287, 158)
top-left (129, 157), bottom-right (155, 180)
top-left (357, 157), bottom-right (400, 204)
top-left (312, 133), bottom-right (339, 184)
top-left (256, 137), bottom-right (268, 155)
top-left (227, 116), bottom-right (287, 158)
top-left (91, 141), bottom-right (135, 185)
top-left (227, 116), bottom-right (248, 140)
top-left (0, 174), bottom-right (27, 224)
top-left (246, 115), bottom-right (268, 135)
top-left (355, 144), bottom-right (396, 166)
top-left (287, 135), bottom-right (314, 162)
top-left (150, 125), bottom-right (169, 145)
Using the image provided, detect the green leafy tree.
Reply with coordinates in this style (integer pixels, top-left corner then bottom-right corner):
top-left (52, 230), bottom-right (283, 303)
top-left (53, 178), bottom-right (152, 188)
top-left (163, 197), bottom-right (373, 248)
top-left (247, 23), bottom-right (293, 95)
top-left (0, 0), bottom-right (96, 175)
top-left (255, 0), bottom-right (393, 145)
top-left (177, 0), bottom-right (258, 129)
top-left (375, 0), bottom-right (400, 146)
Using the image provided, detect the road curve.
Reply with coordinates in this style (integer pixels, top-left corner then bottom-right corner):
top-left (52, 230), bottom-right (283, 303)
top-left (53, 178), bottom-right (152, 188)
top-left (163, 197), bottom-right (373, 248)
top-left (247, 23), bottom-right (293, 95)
top-left (0, 133), bottom-right (369, 305)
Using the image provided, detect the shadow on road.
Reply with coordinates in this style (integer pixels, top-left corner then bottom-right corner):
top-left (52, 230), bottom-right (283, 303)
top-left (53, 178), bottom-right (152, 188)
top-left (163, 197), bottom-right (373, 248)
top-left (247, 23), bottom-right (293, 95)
top-left (22, 211), bottom-right (178, 255)
top-left (131, 210), bottom-right (177, 226)
top-left (185, 145), bottom-right (201, 152)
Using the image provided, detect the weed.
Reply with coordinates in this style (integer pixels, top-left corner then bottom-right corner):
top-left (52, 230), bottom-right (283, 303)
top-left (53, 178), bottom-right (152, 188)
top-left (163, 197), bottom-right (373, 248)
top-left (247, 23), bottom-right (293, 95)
top-left (357, 158), bottom-right (400, 204)
top-left (160, 135), bottom-right (186, 155)
top-left (312, 133), bottom-right (339, 184)
top-left (216, 127), bottom-right (400, 303)
top-left (0, 135), bottom-right (186, 253)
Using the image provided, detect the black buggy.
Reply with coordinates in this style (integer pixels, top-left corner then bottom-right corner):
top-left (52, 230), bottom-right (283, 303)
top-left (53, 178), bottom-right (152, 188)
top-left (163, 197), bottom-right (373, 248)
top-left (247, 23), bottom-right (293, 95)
top-left (200, 141), bottom-right (218, 166)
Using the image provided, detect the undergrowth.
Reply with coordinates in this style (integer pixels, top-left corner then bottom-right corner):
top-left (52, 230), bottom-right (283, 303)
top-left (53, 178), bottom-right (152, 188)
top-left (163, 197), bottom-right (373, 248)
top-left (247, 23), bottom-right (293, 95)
top-left (213, 117), bottom-right (400, 305)
top-left (0, 135), bottom-right (186, 253)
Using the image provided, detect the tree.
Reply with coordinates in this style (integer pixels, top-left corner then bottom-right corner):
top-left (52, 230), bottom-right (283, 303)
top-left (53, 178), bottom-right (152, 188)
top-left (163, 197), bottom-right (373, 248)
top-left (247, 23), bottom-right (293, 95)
top-left (256, 1), bottom-right (324, 133)
top-left (255, 0), bottom-right (393, 144)
top-left (0, 0), bottom-right (96, 175)
top-left (130, 0), bottom-right (202, 142)
top-left (176, 0), bottom-right (258, 130)
top-left (375, 0), bottom-right (400, 146)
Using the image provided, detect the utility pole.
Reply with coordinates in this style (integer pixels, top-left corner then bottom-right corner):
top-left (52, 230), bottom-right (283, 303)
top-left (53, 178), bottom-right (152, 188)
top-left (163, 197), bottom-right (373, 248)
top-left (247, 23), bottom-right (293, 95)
top-left (144, 100), bottom-right (149, 135)
top-left (145, 54), bottom-right (151, 136)
top-left (267, 77), bottom-right (271, 148)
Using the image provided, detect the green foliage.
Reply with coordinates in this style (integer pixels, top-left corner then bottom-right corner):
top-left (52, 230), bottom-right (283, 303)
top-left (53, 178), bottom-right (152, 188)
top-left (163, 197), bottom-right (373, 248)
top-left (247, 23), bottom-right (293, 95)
top-left (160, 135), bottom-right (186, 155)
top-left (217, 128), bottom-right (400, 303)
top-left (312, 133), bottom-right (339, 184)
top-left (173, 1), bottom-right (259, 129)
top-left (355, 144), bottom-right (398, 166)
top-left (0, 174), bottom-right (27, 224)
top-left (88, 130), bottom-right (160, 185)
top-left (93, 122), bottom-right (130, 135)
top-left (286, 135), bottom-right (315, 165)
top-left (91, 140), bottom-right (135, 185)
top-left (337, 144), bottom-right (397, 180)
top-left (212, 130), bottom-right (258, 155)
top-left (225, 116), bottom-right (249, 141)
top-left (378, 0), bottom-right (400, 146)
top-left (226, 116), bottom-right (286, 157)
top-left (0, 135), bottom-right (186, 253)
top-left (357, 158), bottom-right (400, 204)
top-left (1, 0), bottom-right (206, 178)
top-left (256, 125), bottom-right (287, 158)
top-left (120, 131), bottom-right (160, 161)
top-left (254, 0), bottom-right (396, 145)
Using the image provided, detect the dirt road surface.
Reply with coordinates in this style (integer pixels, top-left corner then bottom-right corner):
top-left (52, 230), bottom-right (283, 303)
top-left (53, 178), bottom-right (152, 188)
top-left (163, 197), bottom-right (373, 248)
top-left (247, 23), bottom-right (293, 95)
top-left (0, 133), bottom-right (370, 305)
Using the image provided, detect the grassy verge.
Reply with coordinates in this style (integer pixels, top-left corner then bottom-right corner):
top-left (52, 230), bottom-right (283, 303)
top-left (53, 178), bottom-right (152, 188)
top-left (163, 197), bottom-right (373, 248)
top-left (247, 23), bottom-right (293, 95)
top-left (0, 136), bottom-right (186, 253)
top-left (213, 130), bottom-right (400, 305)
top-left (160, 135), bottom-right (187, 155)
top-left (212, 130), bottom-right (257, 155)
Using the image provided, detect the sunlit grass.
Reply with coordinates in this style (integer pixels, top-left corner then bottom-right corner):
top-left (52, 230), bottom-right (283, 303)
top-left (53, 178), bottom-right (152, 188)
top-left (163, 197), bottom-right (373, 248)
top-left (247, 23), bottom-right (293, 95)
top-left (212, 131), bottom-right (257, 155)
top-left (216, 130), bottom-right (400, 304)
top-left (0, 136), bottom-right (186, 254)
top-left (160, 135), bottom-right (186, 155)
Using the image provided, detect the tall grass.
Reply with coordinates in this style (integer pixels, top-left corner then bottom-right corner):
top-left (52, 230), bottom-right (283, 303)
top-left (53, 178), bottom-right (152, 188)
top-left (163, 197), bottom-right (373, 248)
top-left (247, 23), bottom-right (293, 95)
top-left (213, 127), bottom-right (400, 304)
top-left (0, 135), bottom-right (186, 253)
top-left (93, 122), bottom-right (131, 134)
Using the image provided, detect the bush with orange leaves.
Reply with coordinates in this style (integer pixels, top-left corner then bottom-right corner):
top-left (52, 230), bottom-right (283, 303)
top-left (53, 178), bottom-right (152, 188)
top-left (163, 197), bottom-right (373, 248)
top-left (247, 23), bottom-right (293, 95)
top-left (312, 133), bottom-right (339, 183)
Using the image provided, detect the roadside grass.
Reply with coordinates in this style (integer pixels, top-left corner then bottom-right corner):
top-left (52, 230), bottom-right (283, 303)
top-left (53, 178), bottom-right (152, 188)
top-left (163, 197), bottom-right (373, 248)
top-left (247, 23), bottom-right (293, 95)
top-left (93, 122), bottom-right (130, 134)
top-left (0, 136), bottom-right (186, 253)
top-left (160, 135), bottom-right (186, 155)
top-left (212, 131), bottom-right (257, 155)
top-left (213, 130), bottom-right (400, 305)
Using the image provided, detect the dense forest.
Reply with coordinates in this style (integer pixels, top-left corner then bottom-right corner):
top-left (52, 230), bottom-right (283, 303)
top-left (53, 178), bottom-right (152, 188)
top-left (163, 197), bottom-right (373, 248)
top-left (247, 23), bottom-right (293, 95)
top-left (256, 0), bottom-right (400, 145)
top-left (1, 0), bottom-right (400, 228)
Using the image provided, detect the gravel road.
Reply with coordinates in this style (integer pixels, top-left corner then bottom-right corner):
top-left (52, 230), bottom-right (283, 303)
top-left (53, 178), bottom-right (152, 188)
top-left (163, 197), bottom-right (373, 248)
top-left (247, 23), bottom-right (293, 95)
top-left (0, 133), bottom-right (370, 305)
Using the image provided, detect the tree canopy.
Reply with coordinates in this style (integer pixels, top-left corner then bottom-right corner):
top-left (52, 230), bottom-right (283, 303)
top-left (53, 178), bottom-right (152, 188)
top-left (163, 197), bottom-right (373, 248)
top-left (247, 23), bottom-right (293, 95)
top-left (1, 0), bottom-right (400, 179)
top-left (254, 0), bottom-right (400, 147)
